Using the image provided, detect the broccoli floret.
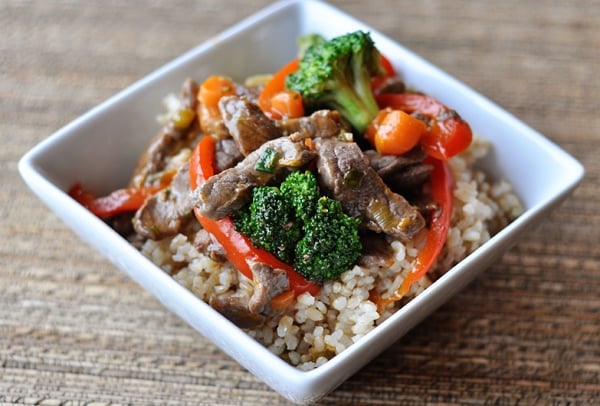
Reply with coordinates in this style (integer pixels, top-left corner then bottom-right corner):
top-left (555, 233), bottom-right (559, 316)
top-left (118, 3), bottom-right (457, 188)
top-left (294, 197), bottom-right (362, 284)
top-left (286, 30), bottom-right (385, 134)
top-left (279, 170), bottom-right (320, 223)
top-left (234, 186), bottom-right (301, 264)
top-left (296, 33), bottom-right (326, 57)
top-left (233, 171), bottom-right (362, 284)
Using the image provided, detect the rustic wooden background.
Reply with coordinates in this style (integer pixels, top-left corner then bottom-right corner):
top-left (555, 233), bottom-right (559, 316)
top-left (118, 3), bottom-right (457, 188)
top-left (2, 0), bottom-right (598, 404)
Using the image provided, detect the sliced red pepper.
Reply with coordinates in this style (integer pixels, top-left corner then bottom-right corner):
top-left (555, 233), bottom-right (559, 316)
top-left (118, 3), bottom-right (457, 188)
top-left (375, 93), bottom-right (472, 161)
top-left (370, 53), bottom-right (397, 93)
top-left (257, 59), bottom-right (303, 120)
top-left (189, 135), bottom-right (321, 297)
top-left (68, 172), bottom-right (173, 219)
top-left (190, 134), bottom-right (216, 186)
top-left (69, 182), bottom-right (98, 210)
top-left (376, 157), bottom-right (453, 309)
top-left (379, 54), bottom-right (396, 77)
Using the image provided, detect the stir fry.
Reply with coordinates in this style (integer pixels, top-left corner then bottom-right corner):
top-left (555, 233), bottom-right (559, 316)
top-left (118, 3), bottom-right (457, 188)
top-left (70, 31), bottom-right (475, 324)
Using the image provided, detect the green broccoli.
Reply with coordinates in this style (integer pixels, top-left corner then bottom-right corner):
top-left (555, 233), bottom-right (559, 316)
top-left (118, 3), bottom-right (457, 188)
top-left (294, 196), bottom-right (362, 284)
top-left (233, 171), bottom-right (362, 284)
top-left (234, 186), bottom-right (301, 264)
top-left (279, 170), bottom-right (320, 223)
top-left (296, 33), bottom-right (326, 57)
top-left (286, 30), bottom-right (385, 134)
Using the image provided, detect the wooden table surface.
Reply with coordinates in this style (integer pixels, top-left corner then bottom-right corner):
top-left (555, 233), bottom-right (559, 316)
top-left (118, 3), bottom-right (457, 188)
top-left (2, 0), bottom-right (599, 404)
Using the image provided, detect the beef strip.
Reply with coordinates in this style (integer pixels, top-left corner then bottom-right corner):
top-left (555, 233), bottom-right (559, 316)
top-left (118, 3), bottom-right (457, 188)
top-left (209, 296), bottom-right (265, 329)
top-left (247, 262), bottom-right (290, 313)
top-left (275, 109), bottom-right (348, 139)
top-left (365, 147), bottom-right (433, 193)
top-left (365, 147), bottom-right (426, 175)
top-left (198, 82), bottom-right (263, 141)
top-left (373, 76), bottom-right (406, 95)
top-left (193, 228), bottom-right (227, 262)
top-left (314, 138), bottom-right (425, 239)
top-left (383, 164), bottom-right (433, 193)
top-left (209, 261), bottom-right (290, 328)
top-left (132, 162), bottom-right (195, 240)
top-left (194, 136), bottom-right (317, 220)
top-left (107, 212), bottom-right (135, 237)
top-left (218, 95), bottom-right (282, 156)
top-left (357, 233), bottom-right (396, 269)
top-left (130, 79), bottom-right (201, 189)
top-left (214, 138), bottom-right (243, 173)
top-left (181, 78), bottom-right (200, 111)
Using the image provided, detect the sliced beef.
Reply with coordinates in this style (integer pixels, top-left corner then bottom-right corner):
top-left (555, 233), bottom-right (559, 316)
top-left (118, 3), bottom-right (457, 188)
top-left (247, 262), bottom-right (290, 313)
top-left (383, 164), bottom-right (433, 193)
top-left (209, 296), bottom-right (265, 329)
top-left (275, 109), bottom-right (348, 139)
top-left (181, 78), bottom-right (200, 111)
top-left (194, 136), bottom-right (316, 220)
top-left (193, 228), bottom-right (227, 262)
top-left (132, 162), bottom-right (195, 240)
top-left (130, 79), bottom-right (201, 188)
top-left (218, 95), bottom-right (281, 156)
top-left (373, 76), bottom-right (406, 95)
top-left (209, 261), bottom-right (290, 328)
top-left (365, 147), bottom-right (426, 175)
top-left (107, 212), bottom-right (135, 237)
top-left (199, 82), bottom-right (264, 141)
top-left (365, 147), bottom-right (433, 193)
top-left (214, 138), bottom-right (243, 173)
top-left (357, 233), bottom-right (396, 269)
top-left (314, 138), bottom-right (425, 239)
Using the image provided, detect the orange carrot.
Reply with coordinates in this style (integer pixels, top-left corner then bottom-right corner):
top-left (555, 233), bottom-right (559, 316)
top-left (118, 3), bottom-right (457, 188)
top-left (269, 89), bottom-right (305, 119)
top-left (258, 59), bottom-right (301, 119)
top-left (198, 75), bottom-right (236, 111)
top-left (366, 108), bottom-right (427, 155)
top-left (375, 93), bottom-right (473, 161)
top-left (197, 75), bottom-right (236, 134)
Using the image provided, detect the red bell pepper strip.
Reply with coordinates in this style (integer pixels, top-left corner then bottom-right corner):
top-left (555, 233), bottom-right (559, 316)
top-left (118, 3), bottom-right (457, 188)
top-left (375, 93), bottom-right (472, 161)
top-left (370, 54), bottom-right (397, 93)
top-left (379, 54), bottom-right (396, 77)
top-left (257, 59), bottom-right (304, 120)
top-left (189, 135), bottom-right (321, 297)
top-left (376, 157), bottom-right (454, 309)
top-left (68, 172), bottom-right (173, 219)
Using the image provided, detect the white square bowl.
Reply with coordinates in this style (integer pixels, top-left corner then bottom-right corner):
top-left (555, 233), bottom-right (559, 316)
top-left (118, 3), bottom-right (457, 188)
top-left (19, 0), bottom-right (584, 403)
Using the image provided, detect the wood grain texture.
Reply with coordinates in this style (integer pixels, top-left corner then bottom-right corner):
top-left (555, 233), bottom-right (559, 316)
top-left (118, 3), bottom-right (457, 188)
top-left (2, 0), bottom-right (598, 404)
